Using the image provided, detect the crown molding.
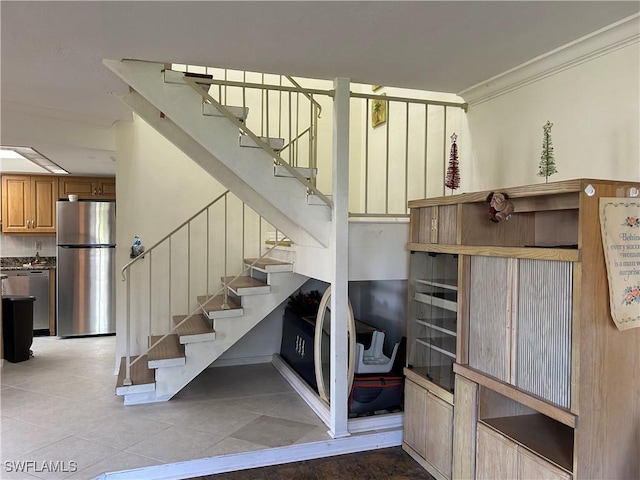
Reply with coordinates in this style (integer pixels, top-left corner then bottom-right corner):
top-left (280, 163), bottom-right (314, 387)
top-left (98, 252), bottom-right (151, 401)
top-left (459, 14), bottom-right (640, 107)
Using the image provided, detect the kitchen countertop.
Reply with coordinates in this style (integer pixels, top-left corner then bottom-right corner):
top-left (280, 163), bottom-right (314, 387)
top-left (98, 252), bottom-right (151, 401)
top-left (0, 257), bottom-right (56, 271)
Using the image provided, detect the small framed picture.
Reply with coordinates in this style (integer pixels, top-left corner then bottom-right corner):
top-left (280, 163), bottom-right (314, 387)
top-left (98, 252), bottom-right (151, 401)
top-left (371, 94), bottom-right (387, 128)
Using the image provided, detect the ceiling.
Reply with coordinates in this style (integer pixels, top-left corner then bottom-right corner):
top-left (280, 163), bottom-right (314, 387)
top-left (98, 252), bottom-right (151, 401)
top-left (1, 1), bottom-right (638, 175)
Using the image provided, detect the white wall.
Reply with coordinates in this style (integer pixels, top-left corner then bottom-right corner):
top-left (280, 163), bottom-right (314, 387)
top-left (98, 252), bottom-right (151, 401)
top-left (461, 38), bottom-right (640, 191)
top-left (0, 234), bottom-right (56, 258)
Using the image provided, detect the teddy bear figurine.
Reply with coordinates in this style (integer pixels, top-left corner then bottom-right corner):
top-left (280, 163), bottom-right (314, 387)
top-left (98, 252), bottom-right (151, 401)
top-left (486, 192), bottom-right (514, 223)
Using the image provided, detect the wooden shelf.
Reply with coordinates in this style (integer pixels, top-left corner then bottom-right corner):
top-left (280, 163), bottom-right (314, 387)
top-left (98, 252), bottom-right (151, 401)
top-left (454, 363), bottom-right (576, 428)
top-left (407, 243), bottom-right (579, 262)
top-left (416, 317), bottom-right (457, 336)
top-left (415, 278), bottom-right (458, 291)
top-left (417, 336), bottom-right (456, 358)
top-left (414, 292), bottom-right (457, 312)
top-left (480, 415), bottom-right (574, 473)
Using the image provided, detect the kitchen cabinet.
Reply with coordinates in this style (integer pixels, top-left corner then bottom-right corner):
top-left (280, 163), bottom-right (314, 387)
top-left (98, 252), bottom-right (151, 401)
top-left (404, 368), bottom-right (454, 480)
top-left (477, 422), bottom-right (570, 480)
top-left (59, 176), bottom-right (115, 200)
top-left (406, 179), bottom-right (640, 479)
top-left (1, 175), bottom-right (58, 234)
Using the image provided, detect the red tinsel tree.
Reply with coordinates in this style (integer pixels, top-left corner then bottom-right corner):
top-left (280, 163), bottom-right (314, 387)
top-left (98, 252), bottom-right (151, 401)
top-left (445, 132), bottom-right (460, 193)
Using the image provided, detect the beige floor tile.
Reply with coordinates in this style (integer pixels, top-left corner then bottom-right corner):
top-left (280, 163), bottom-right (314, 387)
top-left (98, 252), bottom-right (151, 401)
top-left (125, 425), bottom-right (225, 463)
top-left (265, 393), bottom-right (325, 426)
top-left (0, 417), bottom-right (70, 460)
top-left (66, 451), bottom-right (159, 479)
top-left (15, 436), bottom-right (119, 480)
top-left (73, 411), bottom-right (173, 450)
top-left (198, 437), bottom-right (268, 457)
top-left (205, 392), bottom-right (291, 416)
top-left (230, 415), bottom-right (318, 448)
top-left (176, 403), bottom-right (262, 437)
top-left (294, 425), bottom-right (332, 444)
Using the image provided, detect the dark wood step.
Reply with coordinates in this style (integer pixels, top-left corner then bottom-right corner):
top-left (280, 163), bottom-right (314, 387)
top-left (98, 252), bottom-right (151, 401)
top-left (173, 314), bottom-right (216, 344)
top-left (221, 275), bottom-right (270, 295)
top-left (147, 334), bottom-right (185, 368)
top-left (244, 257), bottom-right (293, 272)
top-left (115, 355), bottom-right (155, 394)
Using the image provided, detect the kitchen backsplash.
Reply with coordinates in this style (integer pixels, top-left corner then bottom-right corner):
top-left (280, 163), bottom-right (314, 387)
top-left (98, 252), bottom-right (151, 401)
top-left (0, 234), bottom-right (57, 257)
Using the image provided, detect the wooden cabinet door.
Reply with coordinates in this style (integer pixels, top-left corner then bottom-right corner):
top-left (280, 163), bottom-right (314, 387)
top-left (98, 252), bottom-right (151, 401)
top-left (31, 176), bottom-right (57, 233)
top-left (476, 423), bottom-right (518, 480)
top-left (404, 379), bottom-right (428, 457)
top-left (1, 175), bottom-right (30, 232)
top-left (59, 177), bottom-right (95, 199)
top-left (96, 177), bottom-right (115, 199)
top-left (425, 392), bottom-right (454, 479)
top-left (518, 448), bottom-right (572, 480)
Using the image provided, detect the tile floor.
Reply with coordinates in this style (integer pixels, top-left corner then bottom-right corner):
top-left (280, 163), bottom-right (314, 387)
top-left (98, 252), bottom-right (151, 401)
top-left (1, 336), bottom-right (329, 480)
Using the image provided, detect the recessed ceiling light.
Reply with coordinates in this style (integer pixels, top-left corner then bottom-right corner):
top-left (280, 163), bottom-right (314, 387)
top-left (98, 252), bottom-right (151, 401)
top-left (0, 146), bottom-right (68, 174)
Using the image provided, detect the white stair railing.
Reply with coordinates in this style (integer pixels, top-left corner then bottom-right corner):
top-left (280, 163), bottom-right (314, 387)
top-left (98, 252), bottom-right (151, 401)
top-left (120, 190), bottom-right (287, 386)
top-left (181, 74), bottom-right (333, 207)
top-left (171, 63), bottom-right (470, 217)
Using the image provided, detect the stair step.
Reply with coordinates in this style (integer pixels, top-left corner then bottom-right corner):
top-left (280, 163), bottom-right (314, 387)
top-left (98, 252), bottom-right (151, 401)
top-left (197, 294), bottom-right (244, 319)
top-left (273, 165), bottom-right (317, 179)
top-left (239, 135), bottom-right (285, 152)
top-left (115, 356), bottom-right (155, 395)
top-left (222, 276), bottom-right (270, 295)
top-left (147, 334), bottom-right (186, 368)
top-left (244, 257), bottom-right (293, 273)
top-left (163, 69), bottom-right (212, 87)
top-left (307, 193), bottom-right (333, 205)
top-left (202, 103), bottom-right (249, 122)
top-left (173, 314), bottom-right (216, 344)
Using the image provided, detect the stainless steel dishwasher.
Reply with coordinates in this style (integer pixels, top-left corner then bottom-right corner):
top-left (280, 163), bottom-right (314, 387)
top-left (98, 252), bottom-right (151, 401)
top-left (1, 270), bottom-right (50, 335)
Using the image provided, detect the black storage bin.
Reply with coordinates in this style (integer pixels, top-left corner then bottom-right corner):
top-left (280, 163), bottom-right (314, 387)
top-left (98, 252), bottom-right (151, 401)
top-left (2, 295), bottom-right (35, 363)
top-left (349, 374), bottom-right (404, 415)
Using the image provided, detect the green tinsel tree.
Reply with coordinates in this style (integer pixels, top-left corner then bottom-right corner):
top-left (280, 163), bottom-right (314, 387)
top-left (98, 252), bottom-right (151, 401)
top-left (538, 121), bottom-right (557, 183)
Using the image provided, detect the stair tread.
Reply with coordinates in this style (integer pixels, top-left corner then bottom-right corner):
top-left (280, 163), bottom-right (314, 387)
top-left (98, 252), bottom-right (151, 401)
top-left (148, 334), bottom-right (185, 361)
top-left (244, 257), bottom-right (292, 269)
top-left (116, 355), bottom-right (155, 388)
top-left (173, 314), bottom-right (214, 336)
top-left (197, 294), bottom-right (242, 311)
top-left (222, 276), bottom-right (268, 288)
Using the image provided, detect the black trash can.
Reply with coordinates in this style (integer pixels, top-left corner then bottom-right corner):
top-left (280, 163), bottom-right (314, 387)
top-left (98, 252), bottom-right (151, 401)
top-left (2, 295), bottom-right (35, 363)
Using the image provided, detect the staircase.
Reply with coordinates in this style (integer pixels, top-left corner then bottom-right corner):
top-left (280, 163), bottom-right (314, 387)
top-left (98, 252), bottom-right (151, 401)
top-left (116, 257), bottom-right (307, 405)
top-left (103, 59), bottom-right (332, 247)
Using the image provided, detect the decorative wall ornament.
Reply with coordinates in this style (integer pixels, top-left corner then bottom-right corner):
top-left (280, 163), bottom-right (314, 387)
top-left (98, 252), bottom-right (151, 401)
top-left (538, 120), bottom-right (557, 182)
top-left (371, 94), bottom-right (387, 128)
top-left (599, 198), bottom-right (640, 331)
top-left (445, 132), bottom-right (460, 193)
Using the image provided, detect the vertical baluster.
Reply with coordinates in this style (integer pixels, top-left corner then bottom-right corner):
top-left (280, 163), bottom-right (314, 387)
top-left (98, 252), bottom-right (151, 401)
top-left (405, 101), bottom-right (410, 213)
top-left (309, 94), bottom-right (314, 172)
top-left (364, 98), bottom-right (370, 215)
top-left (206, 206), bottom-right (210, 296)
top-left (168, 237), bottom-right (172, 329)
top-left (242, 72), bottom-right (247, 127)
top-left (442, 106), bottom-right (448, 196)
top-left (222, 193), bottom-right (229, 309)
top-left (242, 203), bottom-right (246, 263)
top-left (149, 250), bottom-right (152, 338)
top-left (278, 76), bottom-right (283, 140)
top-left (295, 92), bottom-right (300, 167)
top-left (124, 271), bottom-right (131, 385)
top-left (424, 105), bottom-right (429, 198)
top-left (187, 221), bottom-right (191, 315)
top-left (266, 87), bottom-right (271, 141)
top-left (385, 99), bottom-right (390, 215)
top-left (288, 91), bottom-right (292, 167)
top-left (261, 74), bottom-right (265, 137)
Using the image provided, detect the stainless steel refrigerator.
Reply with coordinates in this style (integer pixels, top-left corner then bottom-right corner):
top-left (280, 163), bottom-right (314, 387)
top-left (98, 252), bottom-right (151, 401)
top-left (56, 201), bottom-right (115, 336)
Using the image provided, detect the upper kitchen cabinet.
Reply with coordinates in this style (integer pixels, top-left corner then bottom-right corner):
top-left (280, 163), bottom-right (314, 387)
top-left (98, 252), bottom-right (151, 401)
top-left (59, 176), bottom-right (115, 200)
top-left (1, 175), bottom-right (58, 234)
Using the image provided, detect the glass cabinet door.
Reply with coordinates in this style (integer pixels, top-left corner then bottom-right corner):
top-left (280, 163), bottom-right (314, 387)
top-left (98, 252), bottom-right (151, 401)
top-left (408, 252), bottom-right (458, 393)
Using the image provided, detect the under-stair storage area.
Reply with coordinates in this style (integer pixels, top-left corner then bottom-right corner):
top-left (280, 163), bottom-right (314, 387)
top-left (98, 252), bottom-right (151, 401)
top-left (404, 179), bottom-right (640, 480)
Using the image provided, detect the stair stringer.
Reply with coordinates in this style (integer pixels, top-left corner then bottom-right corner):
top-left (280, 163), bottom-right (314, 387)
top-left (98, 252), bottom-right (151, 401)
top-left (151, 272), bottom-right (309, 401)
top-left (104, 59), bottom-right (331, 247)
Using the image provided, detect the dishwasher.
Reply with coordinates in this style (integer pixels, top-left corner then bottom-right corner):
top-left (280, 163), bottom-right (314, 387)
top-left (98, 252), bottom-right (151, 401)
top-left (1, 270), bottom-right (50, 335)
